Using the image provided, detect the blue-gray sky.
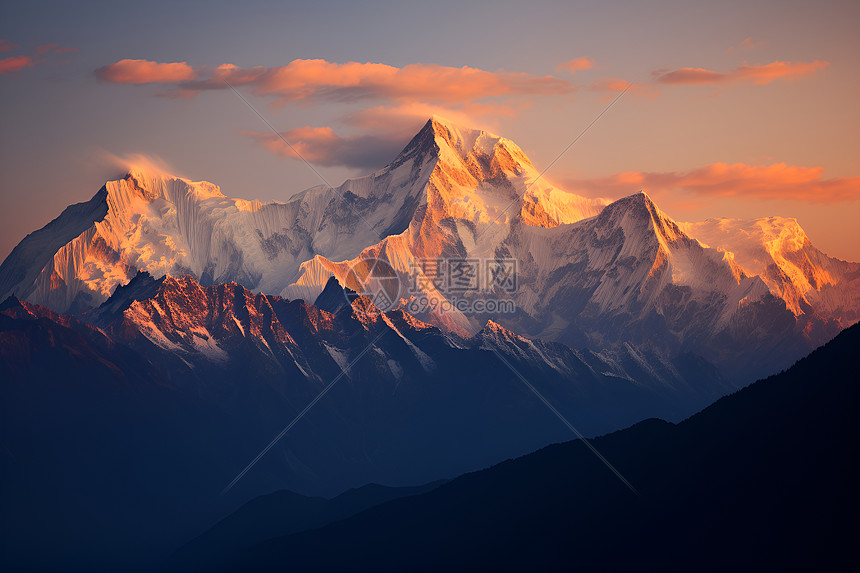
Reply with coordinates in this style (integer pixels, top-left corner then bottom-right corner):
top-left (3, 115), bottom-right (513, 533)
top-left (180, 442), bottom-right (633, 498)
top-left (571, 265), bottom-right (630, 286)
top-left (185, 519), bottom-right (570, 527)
top-left (2, 0), bottom-right (858, 260)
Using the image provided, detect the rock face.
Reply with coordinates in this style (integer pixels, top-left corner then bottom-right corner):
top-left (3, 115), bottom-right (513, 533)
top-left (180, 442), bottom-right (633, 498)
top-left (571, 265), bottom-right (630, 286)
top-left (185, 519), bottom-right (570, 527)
top-left (75, 271), bottom-right (724, 419)
top-left (1, 117), bottom-right (858, 382)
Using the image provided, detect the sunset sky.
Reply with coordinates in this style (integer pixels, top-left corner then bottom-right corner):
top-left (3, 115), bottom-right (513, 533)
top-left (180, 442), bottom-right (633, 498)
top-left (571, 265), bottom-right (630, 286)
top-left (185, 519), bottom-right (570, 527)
top-left (1, 0), bottom-right (858, 261)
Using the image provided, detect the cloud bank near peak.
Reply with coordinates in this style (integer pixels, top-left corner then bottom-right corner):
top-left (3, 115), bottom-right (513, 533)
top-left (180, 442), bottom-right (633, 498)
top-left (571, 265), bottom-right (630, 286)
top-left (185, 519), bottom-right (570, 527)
top-left (565, 162), bottom-right (860, 204)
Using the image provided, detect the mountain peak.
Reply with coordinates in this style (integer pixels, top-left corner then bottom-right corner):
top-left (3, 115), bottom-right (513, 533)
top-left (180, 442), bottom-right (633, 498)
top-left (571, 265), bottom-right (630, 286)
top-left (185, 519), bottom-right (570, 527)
top-left (422, 116), bottom-right (525, 166)
top-left (314, 276), bottom-right (356, 314)
top-left (1, 294), bottom-right (66, 323)
top-left (159, 273), bottom-right (200, 291)
top-left (679, 215), bottom-right (858, 317)
top-left (0, 294), bottom-right (27, 314)
top-left (479, 319), bottom-right (528, 343)
top-left (598, 190), bottom-right (679, 235)
top-left (126, 164), bottom-right (175, 183)
top-left (428, 114), bottom-right (497, 142)
top-left (119, 168), bottom-right (225, 204)
top-left (613, 190), bottom-right (655, 208)
top-left (83, 270), bottom-right (165, 327)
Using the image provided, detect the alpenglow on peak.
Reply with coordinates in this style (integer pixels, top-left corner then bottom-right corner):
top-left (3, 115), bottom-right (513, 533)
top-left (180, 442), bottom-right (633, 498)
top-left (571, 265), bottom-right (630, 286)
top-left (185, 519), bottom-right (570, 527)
top-left (0, 118), bottom-right (605, 314)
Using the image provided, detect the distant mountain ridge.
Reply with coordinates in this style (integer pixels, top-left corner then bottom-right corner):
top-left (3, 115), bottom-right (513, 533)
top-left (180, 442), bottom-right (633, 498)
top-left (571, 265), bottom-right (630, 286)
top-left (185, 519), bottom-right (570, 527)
top-left (203, 319), bottom-right (860, 573)
top-left (1, 270), bottom-right (733, 569)
top-left (682, 216), bottom-right (860, 320)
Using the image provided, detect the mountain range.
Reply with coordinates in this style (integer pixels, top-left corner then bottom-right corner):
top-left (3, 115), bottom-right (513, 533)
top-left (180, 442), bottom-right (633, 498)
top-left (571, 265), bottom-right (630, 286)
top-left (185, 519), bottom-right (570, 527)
top-left (179, 317), bottom-right (860, 572)
top-left (2, 118), bottom-right (857, 383)
top-left (0, 268), bottom-right (733, 569)
top-left (1, 117), bottom-right (858, 570)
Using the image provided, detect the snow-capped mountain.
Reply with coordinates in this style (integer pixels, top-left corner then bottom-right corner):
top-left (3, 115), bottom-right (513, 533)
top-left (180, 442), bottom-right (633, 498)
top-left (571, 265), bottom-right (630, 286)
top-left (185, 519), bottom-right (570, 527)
top-left (681, 217), bottom-right (860, 324)
top-left (0, 135), bottom-right (427, 314)
top-left (285, 118), bottom-right (609, 333)
top-left (1, 116), bottom-right (857, 381)
top-left (289, 168), bottom-right (853, 380)
top-left (277, 121), bottom-right (856, 374)
top-left (0, 117), bottom-right (602, 317)
top-left (492, 192), bottom-right (807, 379)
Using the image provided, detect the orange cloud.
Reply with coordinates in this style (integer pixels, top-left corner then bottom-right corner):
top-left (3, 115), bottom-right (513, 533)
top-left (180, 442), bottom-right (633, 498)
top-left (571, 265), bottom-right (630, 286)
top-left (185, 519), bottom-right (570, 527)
top-left (0, 39), bottom-right (19, 52)
top-left (656, 60), bottom-right (828, 86)
top-left (245, 97), bottom-right (528, 170)
top-left (558, 57), bottom-right (594, 73)
top-left (243, 125), bottom-right (411, 170)
top-left (95, 59), bottom-right (197, 84)
top-left (214, 60), bottom-right (572, 102)
top-left (565, 162), bottom-right (860, 203)
top-left (0, 55), bottom-right (33, 75)
top-left (97, 58), bottom-right (573, 104)
top-left (588, 77), bottom-right (660, 101)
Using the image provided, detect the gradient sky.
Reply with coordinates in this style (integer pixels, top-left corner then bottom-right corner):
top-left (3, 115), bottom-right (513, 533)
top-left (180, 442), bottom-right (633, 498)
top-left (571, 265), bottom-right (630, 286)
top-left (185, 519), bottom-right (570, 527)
top-left (1, 0), bottom-right (858, 261)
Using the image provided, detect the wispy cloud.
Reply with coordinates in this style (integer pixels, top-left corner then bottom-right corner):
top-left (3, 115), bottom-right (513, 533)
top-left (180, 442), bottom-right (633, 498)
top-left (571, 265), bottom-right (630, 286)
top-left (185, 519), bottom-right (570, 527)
top-left (261, 98), bottom-right (528, 170)
top-left (95, 150), bottom-right (177, 178)
top-left (98, 58), bottom-right (572, 164)
top-left (95, 59), bottom-right (197, 84)
top-left (243, 126), bottom-right (412, 171)
top-left (655, 60), bottom-right (828, 86)
top-left (558, 57), bottom-right (594, 73)
top-left (0, 41), bottom-right (78, 76)
top-left (243, 96), bottom-right (531, 171)
top-left (95, 58), bottom-right (575, 105)
top-left (91, 57), bottom-right (567, 170)
top-left (0, 55), bottom-right (33, 75)
top-left (565, 162), bottom-right (860, 203)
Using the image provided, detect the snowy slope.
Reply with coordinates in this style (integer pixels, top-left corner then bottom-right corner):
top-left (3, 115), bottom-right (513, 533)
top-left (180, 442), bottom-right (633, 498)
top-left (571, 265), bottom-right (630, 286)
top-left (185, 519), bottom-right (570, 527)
top-left (296, 183), bottom-right (843, 381)
top-left (681, 217), bottom-right (860, 324)
top-left (291, 186), bottom-right (775, 348)
top-left (0, 188), bottom-right (109, 313)
top-left (502, 192), bottom-right (772, 333)
top-left (1, 117), bottom-right (603, 315)
top-left (286, 118), bottom-right (609, 335)
top-left (0, 125), bottom-right (440, 313)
